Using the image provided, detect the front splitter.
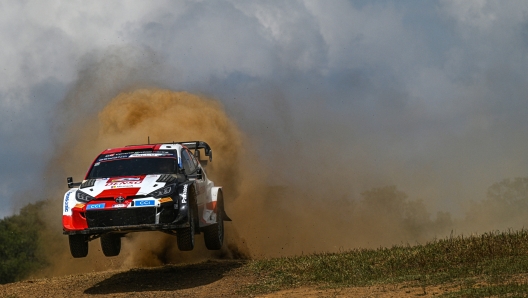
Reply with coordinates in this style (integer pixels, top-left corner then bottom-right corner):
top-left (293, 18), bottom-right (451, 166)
top-left (63, 222), bottom-right (190, 235)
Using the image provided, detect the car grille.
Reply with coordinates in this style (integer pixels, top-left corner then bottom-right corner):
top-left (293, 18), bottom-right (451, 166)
top-left (86, 207), bottom-right (157, 227)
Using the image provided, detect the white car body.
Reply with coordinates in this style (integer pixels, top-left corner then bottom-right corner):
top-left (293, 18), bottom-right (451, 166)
top-left (63, 141), bottom-right (228, 258)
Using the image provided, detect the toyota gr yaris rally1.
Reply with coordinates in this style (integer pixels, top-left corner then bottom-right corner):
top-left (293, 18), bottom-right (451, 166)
top-left (62, 141), bottom-right (229, 258)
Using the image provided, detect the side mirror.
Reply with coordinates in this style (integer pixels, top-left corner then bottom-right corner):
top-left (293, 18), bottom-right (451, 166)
top-left (67, 177), bottom-right (81, 188)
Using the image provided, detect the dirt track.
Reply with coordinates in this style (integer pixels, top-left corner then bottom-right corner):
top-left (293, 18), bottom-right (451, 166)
top-left (1, 260), bottom-right (251, 298)
top-left (0, 260), bottom-right (457, 297)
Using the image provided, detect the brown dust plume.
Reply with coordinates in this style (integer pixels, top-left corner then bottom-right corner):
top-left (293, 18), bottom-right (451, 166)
top-left (38, 89), bottom-right (259, 276)
top-left (36, 88), bottom-right (455, 278)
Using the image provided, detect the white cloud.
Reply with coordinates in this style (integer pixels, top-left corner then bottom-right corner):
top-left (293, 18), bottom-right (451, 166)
top-left (2, 0), bottom-right (528, 217)
top-left (441, 0), bottom-right (498, 29)
top-left (0, 1), bottom-right (179, 108)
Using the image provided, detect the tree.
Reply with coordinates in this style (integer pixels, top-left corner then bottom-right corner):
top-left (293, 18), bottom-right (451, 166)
top-left (464, 178), bottom-right (528, 232)
top-left (357, 185), bottom-right (436, 244)
top-left (0, 201), bottom-right (47, 284)
top-left (486, 178), bottom-right (528, 208)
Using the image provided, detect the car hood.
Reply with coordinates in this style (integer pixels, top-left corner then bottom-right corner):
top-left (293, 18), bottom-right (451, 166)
top-left (78, 175), bottom-right (170, 199)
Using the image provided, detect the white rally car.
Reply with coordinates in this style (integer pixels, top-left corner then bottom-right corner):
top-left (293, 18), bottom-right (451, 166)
top-left (62, 141), bottom-right (230, 258)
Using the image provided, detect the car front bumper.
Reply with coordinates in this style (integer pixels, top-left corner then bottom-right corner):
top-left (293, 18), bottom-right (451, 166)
top-left (63, 222), bottom-right (190, 235)
top-left (63, 202), bottom-right (191, 235)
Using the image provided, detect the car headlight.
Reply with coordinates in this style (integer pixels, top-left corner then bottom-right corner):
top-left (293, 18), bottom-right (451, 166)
top-left (76, 190), bottom-right (95, 202)
top-left (148, 184), bottom-right (175, 198)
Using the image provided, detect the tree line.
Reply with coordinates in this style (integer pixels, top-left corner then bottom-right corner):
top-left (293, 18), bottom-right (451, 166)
top-left (1, 178), bottom-right (528, 283)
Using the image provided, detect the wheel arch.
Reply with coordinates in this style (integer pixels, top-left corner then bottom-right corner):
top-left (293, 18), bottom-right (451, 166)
top-left (212, 187), bottom-right (231, 221)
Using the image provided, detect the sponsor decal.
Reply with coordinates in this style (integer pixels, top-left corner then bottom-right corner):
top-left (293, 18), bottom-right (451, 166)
top-left (105, 177), bottom-right (143, 188)
top-left (113, 204), bottom-right (126, 208)
top-left (87, 203), bottom-right (105, 209)
top-left (159, 197), bottom-right (173, 203)
top-left (98, 152), bottom-right (129, 162)
top-left (74, 203), bottom-right (85, 209)
top-left (135, 200), bottom-right (155, 206)
top-left (180, 184), bottom-right (188, 204)
top-left (129, 153), bottom-right (171, 158)
top-left (97, 151), bottom-right (176, 162)
top-left (112, 177), bottom-right (141, 182)
top-left (110, 185), bottom-right (135, 189)
top-left (106, 181), bottom-right (142, 186)
top-left (64, 192), bottom-right (71, 212)
top-left (105, 176), bottom-right (144, 187)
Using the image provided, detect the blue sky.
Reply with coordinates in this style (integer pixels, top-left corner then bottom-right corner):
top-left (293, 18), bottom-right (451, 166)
top-left (2, 0), bottom-right (528, 218)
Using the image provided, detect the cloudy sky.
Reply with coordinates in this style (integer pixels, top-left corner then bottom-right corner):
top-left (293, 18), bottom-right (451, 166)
top-left (2, 0), bottom-right (528, 218)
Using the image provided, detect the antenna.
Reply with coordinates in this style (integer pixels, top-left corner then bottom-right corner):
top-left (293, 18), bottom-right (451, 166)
top-left (148, 136), bottom-right (150, 144)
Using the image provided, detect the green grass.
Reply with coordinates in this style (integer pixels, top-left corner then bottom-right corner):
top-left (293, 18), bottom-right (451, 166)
top-left (243, 230), bottom-right (528, 296)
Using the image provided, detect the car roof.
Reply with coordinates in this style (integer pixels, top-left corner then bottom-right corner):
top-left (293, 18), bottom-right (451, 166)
top-left (100, 143), bottom-right (184, 154)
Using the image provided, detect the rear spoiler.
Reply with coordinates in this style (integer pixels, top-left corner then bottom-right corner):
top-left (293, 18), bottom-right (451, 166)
top-left (178, 141), bottom-right (213, 162)
top-left (126, 141), bottom-right (213, 161)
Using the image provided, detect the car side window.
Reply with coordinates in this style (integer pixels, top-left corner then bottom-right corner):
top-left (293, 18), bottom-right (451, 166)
top-left (189, 150), bottom-right (199, 169)
top-left (181, 149), bottom-right (196, 174)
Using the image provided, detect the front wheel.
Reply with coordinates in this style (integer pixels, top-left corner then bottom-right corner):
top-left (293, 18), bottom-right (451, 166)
top-left (101, 233), bottom-right (121, 257)
top-left (177, 187), bottom-right (197, 251)
top-left (176, 204), bottom-right (196, 251)
top-left (69, 234), bottom-right (88, 258)
top-left (204, 191), bottom-right (224, 250)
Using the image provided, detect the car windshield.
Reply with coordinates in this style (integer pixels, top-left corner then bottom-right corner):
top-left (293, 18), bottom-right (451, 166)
top-left (88, 158), bottom-right (178, 179)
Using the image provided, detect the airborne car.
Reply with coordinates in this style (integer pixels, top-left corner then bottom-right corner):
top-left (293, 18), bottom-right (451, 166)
top-left (62, 141), bottom-right (229, 258)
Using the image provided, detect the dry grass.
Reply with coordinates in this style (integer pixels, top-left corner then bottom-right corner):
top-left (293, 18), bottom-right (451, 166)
top-left (243, 229), bottom-right (528, 297)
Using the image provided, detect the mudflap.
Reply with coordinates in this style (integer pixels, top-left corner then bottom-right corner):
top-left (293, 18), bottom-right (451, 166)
top-left (223, 210), bottom-right (232, 221)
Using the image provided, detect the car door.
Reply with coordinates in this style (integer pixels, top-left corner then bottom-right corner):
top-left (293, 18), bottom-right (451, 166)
top-left (181, 149), bottom-right (206, 206)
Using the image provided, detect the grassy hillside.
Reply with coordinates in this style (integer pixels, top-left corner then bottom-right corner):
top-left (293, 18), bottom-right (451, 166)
top-left (3, 199), bottom-right (528, 297)
top-left (244, 230), bottom-right (528, 297)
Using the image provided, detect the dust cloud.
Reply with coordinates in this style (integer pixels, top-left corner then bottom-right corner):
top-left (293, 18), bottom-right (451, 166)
top-left (34, 86), bottom-right (457, 279)
top-left (33, 82), bottom-right (527, 278)
top-left (36, 89), bottom-right (252, 276)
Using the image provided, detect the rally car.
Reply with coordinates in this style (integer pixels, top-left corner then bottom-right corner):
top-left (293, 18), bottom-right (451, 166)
top-left (62, 141), bottom-right (230, 258)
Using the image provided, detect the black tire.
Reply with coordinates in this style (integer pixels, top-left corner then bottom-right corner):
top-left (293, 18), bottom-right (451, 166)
top-left (177, 187), bottom-right (197, 251)
top-left (69, 234), bottom-right (88, 258)
top-left (204, 191), bottom-right (224, 250)
top-left (101, 234), bottom-right (121, 257)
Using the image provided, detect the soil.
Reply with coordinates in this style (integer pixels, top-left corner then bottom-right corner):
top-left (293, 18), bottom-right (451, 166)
top-left (0, 259), bottom-right (463, 298)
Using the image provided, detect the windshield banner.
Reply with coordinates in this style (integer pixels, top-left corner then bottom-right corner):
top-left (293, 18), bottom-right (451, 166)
top-left (96, 151), bottom-right (176, 162)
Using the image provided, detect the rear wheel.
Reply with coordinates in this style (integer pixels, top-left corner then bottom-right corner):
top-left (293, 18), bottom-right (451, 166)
top-left (69, 234), bottom-right (88, 258)
top-left (101, 234), bottom-right (121, 257)
top-left (204, 191), bottom-right (224, 250)
top-left (177, 187), bottom-right (197, 251)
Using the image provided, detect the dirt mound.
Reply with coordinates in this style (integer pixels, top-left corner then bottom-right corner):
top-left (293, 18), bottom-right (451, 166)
top-left (1, 260), bottom-right (250, 298)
